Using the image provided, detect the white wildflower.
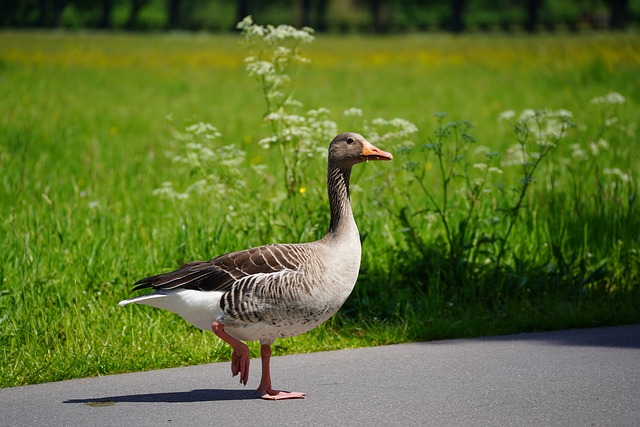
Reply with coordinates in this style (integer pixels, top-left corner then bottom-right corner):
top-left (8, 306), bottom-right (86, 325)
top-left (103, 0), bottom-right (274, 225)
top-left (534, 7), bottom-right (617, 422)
top-left (264, 112), bottom-right (284, 122)
top-left (309, 119), bottom-right (338, 140)
top-left (591, 92), bottom-right (625, 105)
top-left (266, 73), bottom-right (291, 87)
top-left (281, 125), bottom-right (310, 142)
top-left (236, 15), bottom-right (254, 31)
top-left (366, 117), bottom-right (418, 145)
top-left (306, 107), bottom-right (330, 118)
top-left (398, 140), bottom-right (415, 149)
top-left (185, 122), bottom-right (221, 138)
top-left (554, 109), bottom-right (573, 119)
top-left (343, 107), bottom-right (363, 117)
top-left (371, 118), bottom-right (388, 127)
top-left (541, 119), bottom-right (564, 140)
top-left (282, 114), bottom-right (306, 126)
top-left (218, 145), bottom-right (245, 167)
top-left (264, 24), bottom-right (314, 44)
top-left (605, 117), bottom-right (619, 127)
top-left (473, 163), bottom-right (488, 171)
top-left (539, 140), bottom-right (556, 147)
top-left (283, 98), bottom-right (304, 109)
top-left (274, 46), bottom-right (292, 58)
top-left (186, 179), bottom-right (209, 195)
top-left (153, 181), bottom-right (187, 200)
top-left (519, 109), bottom-right (536, 122)
top-left (488, 166), bottom-right (503, 174)
top-left (606, 92), bottom-right (625, 104)
top-left (390, 118), bottom-right (419, 136)
top-left (292, 53), bottom-right (311, 64)
top-left (472, 145), bottom-right (491, 156)
top-left (252, 164), bottom-right (267, 174)
top-left (498, 110), bottom-right (515, 122)
top-left (603, 167), bottom-right (632, 182)
top-left (199, 146), bottom-right (215, 161)
top-left (267, 90), bottom-right (285, 102)
top-left (569, 143), bottom-right (588, 161)
top-left (502, 143), bottom-right (529, 167)
top-left (512, 108), bottom-right (573, 149)
top-left (258, 136), bottom-right (277, 149)
top-left (246, 60), bottom-right (275, 77)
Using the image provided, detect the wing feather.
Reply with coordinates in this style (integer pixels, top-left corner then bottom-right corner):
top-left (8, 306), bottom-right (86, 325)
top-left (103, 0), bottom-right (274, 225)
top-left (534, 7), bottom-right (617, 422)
top-left (131, 243), bottom-right (308, 293)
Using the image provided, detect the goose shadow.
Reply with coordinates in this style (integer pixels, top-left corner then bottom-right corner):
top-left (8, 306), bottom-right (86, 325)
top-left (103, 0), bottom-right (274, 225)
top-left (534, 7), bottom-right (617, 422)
top-left (64, 388), bottom-right (258, 404)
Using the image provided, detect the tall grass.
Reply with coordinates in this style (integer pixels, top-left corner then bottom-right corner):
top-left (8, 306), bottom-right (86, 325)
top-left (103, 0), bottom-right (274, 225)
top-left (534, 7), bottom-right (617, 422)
top-left (1, 30), bottom-right (639, 388)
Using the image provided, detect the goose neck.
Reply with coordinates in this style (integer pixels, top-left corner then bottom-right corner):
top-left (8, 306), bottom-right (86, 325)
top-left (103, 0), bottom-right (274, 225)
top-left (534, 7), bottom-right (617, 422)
top-left (326, 165), bottom-right (355, 236)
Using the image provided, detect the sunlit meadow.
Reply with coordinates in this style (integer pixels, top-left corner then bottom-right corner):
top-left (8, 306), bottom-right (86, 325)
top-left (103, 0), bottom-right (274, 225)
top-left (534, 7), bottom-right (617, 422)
top-left (1, 28), bottom-right (639, 388)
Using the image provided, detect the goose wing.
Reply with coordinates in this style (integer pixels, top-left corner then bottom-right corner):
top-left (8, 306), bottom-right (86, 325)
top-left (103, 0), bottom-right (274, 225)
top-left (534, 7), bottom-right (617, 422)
top-left (131, 243), bottom-right (308, 293)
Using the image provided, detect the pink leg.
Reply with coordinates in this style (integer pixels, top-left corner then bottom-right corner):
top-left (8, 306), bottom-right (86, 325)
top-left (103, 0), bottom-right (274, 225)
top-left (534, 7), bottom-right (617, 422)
top-left (257, 344), bottom-right (306, 400)
top-left (211, 321), bottom-right (250, 385)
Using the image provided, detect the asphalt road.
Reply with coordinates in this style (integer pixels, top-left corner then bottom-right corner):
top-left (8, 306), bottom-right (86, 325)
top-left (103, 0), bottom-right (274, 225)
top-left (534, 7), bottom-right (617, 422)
top-left (2, 325), bottom-right (639, 426)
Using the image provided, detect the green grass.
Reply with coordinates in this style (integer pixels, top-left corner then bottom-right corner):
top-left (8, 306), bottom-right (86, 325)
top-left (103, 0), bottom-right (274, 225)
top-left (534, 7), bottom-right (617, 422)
top-left (1, 31), bottom-right (639, 388)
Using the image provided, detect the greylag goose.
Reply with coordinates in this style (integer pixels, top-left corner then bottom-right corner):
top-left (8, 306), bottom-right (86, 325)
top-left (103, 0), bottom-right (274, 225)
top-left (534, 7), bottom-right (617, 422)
top-left (119, 132), bottom-right (392, 400)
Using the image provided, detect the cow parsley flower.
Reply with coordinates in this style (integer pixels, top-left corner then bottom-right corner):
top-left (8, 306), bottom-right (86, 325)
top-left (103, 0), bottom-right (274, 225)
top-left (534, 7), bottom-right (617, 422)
top-left (519, 109), bottom-right (536, 122)
top-left (343, 107), bottom-right (363, 117)
top-left (498, 110), bottom-right (516, 122)
top-left (603, 168), bottom-right (632, 182)
top-left (591, 92), bottom-right (625, 105)
top-left (246, 60), bottom-right (275, 77)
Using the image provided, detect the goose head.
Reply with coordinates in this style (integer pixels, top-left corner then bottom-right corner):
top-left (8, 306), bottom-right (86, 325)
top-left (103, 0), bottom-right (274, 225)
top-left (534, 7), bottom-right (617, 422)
top-left (328, 132), bottom-right (393, 169)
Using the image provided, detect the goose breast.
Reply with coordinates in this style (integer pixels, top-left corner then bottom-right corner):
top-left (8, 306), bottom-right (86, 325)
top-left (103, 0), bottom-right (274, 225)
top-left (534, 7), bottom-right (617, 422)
top-left (219, 239), bottom-right (361, 343)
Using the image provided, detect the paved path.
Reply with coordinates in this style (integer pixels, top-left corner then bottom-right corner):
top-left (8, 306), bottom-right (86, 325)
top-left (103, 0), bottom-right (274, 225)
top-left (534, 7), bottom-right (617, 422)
top-left (2, 325), bottom-right (639, 426)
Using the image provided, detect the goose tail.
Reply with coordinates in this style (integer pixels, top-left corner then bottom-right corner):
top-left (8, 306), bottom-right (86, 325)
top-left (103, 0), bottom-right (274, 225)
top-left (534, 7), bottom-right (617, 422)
top-left (118, 293), bottom-right (168, 307)
top-left (119, 289), bottom-right (224, 332)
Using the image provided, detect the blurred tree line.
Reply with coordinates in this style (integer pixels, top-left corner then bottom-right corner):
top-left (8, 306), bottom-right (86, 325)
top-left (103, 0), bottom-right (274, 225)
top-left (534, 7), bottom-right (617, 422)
top-left (1, 0), bottom-right (637, 32)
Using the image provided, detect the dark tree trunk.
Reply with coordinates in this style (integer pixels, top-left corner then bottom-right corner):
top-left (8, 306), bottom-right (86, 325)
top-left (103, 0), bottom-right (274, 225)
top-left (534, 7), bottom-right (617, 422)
top-left (298, 0), bottom-right (311, 28)
top-left (609, 0), bottom-right (628, 29)
top-left (40, 0), bottom-right (68, 27)
top-left (167, 0), bottom-right (180, 29)
top-left (37, 0), bottom-right (47, 26)
top-left (236, 0), bottom-right (250, 25)
top-left (315, 0), bottom-right (328, 31)
top-left (451, 0), bottom-right (465, 33)
top-left (524, 0), bottom-right (543, 33)
top-left (98, 0), bottom-right (113, 29)
top-left (126, 0), bottom-right (149, 29)
top-left (370, 0), bottom-right (390, 33)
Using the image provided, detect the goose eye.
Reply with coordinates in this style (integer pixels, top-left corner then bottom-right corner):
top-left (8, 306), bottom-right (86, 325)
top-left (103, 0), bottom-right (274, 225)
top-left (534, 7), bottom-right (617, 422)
top-left (346, 137), bottom-right (355, 144)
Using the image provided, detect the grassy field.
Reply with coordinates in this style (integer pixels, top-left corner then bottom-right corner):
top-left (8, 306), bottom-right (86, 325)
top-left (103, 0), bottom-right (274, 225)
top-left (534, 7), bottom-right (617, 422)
top-left (1, 30), bottom-right (639, 388)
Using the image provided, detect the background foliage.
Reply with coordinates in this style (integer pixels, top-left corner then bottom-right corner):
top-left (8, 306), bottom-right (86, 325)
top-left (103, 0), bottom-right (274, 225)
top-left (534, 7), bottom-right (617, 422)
top-left (2, 0), bottom-right (640, 32)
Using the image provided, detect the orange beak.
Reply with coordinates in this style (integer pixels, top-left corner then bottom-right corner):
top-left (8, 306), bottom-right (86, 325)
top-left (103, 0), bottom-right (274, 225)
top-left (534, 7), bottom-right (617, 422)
top-left (361, 139), bottom-right (393, 161)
